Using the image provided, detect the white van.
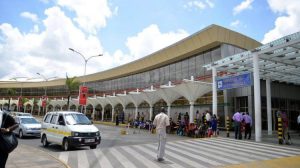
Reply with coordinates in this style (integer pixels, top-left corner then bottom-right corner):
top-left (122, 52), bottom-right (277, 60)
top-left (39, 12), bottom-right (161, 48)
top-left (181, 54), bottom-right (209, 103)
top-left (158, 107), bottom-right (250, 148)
top-left (41, 111), bottom-right (101, 151)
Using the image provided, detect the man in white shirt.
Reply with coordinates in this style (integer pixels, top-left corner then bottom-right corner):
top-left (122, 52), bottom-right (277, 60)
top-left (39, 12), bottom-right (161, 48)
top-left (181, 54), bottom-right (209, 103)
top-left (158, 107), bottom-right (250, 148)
top-left (153, 107), bottom-right (170, 162)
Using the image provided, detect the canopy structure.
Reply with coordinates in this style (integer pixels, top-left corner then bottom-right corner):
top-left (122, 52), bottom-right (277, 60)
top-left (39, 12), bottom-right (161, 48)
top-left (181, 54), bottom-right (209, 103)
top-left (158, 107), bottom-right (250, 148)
top-left (204, 31), bottom-right (300, 142)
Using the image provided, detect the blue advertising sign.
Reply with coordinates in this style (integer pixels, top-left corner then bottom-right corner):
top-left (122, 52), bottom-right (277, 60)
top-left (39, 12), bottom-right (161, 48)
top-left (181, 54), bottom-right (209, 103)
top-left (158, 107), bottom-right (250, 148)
top-left (216, 72), bottom-right (252, 90)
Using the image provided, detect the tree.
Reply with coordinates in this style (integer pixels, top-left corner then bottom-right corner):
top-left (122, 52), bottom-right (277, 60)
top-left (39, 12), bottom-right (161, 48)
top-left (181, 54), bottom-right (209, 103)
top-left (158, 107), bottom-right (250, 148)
top-left (65, 75), bottom-right (81, 110)
top-left (6, 88), bottom-right (16, 111)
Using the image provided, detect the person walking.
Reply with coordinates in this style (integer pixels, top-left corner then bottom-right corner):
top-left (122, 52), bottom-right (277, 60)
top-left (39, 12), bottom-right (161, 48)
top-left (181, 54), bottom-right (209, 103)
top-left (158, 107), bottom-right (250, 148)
top-left (232, 111), bottom-right (242, 139)
top-left (0, 110), bottom-right (19, 168)
top-left (297, 113), bottom-right (300, 136)
top-left (153, 108), bottom-right (170, 162)
top-left (243, 112), bottom-right (252, 139)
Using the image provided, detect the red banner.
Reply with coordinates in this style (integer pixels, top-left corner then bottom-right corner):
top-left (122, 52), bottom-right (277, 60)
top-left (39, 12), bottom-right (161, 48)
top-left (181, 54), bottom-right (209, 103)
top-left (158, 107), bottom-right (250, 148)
top-left (79, 86), bottom-right (88, 105)
top-left (42, 96), bottom-right (48, 107)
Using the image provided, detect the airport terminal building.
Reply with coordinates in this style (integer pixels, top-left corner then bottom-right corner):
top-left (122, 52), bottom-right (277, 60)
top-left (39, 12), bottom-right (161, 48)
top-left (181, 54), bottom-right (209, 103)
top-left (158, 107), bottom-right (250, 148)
top-left (1, 25), bottom-right (300, 138)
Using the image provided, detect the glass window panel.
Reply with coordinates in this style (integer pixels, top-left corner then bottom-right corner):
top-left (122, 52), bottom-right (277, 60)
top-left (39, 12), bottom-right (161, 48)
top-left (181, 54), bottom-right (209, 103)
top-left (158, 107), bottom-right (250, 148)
top-left (164, 65), bottom-right (170, 83)
top-left (175, 62), bottom-right (182, 81)
top-left (169, 63), bottom-right (176, 81)
top-left (181, 59), bottom-right (189, 79)
top-left (188, 57), bottom-right (196, 77)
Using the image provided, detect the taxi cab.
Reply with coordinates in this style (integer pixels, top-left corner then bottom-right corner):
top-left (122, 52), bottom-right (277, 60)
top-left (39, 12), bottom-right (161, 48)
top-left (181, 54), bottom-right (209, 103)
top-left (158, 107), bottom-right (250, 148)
top-left (41, 111), bottom-right (101, 151)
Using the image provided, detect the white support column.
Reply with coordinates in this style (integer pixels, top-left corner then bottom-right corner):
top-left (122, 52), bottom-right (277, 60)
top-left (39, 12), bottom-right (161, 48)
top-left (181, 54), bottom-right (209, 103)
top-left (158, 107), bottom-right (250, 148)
top-left (212, 67), bottom-right (217, 116)
top-left (135, 106), bottom-right (138, 120)
top-left (101, 108), bottom-right (105, 121)
top-left (167, 104), bottom-right (171, 118)
top-left (111, 107), bottom-right (115, 122)
top-left (38, 105), bottom-right (41, 116)
top-left (92, 106), bottom-right (96, 120)
top-left (253, 53), bottom-right (262, 142)
top-left (266, 78), bottom-right (272, 135)
top-left (60, 106), bottom-right (63, 111)
top-left (84, 106), bottom-right (87, 115)
top-left (31, 105), bottom-right (34, 115)
top-left (46, 105), bottom-right (48, 113)
top-left (189, 101), bottom-right (194, 123)
top-left (149, 105), bottom-right (153, 121)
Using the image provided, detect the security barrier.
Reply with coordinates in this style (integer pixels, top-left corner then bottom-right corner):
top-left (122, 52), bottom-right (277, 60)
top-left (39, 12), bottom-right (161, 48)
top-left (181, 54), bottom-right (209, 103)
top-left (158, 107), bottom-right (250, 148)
top-left (278, 117), bottom-right (283, 144)
top-left (226, 116), bottom-right (230, 137)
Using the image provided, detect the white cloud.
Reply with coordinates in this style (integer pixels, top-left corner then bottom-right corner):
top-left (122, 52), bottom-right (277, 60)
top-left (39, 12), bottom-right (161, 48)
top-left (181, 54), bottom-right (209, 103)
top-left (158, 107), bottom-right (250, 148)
top-left (230, 20), bottom-right (240, 27)
top-left (0, 6), bottom-right (107, 80)
top-left (185, 0), bottom-right (214, 10)
top-left (233, 0), bottom-right (254, 15)
top-left (262, 0), bottom-right (300, 43)
top-left (0, 2), bottom-right (190, 81)
top-left (126, 24), bottom-right (189, 60)
top-left (20, 12), bottom-right (39, 22)
top-left (56, 0), bottom-right (113, 34)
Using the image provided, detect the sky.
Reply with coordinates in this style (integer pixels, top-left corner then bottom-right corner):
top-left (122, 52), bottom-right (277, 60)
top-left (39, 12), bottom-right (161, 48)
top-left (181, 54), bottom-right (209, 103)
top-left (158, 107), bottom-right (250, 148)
top-left (0, 0), bottom-right (299, 81)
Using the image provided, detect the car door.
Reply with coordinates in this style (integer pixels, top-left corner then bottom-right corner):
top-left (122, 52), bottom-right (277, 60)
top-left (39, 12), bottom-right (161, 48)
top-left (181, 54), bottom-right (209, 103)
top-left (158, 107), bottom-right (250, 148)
top-left (48, 114), bottom-right (59, 143)
top-left (56, 114), bottom-right (68, 144)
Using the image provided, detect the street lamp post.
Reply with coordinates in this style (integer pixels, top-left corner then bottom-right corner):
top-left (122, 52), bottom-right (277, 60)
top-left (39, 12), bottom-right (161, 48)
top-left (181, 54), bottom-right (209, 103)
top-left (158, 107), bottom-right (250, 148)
top-left (69, 48), bottom-right (102, 113)
top-left (36, 73), bottom-right (57, 115)
top-left (10, 77), bottom-right (28, 111)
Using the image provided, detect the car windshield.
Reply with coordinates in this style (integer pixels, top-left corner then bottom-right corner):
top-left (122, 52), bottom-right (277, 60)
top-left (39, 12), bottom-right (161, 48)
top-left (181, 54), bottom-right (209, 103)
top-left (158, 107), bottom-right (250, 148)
top-left (65, 114), bottom-right (91, 125)
top-left (20, 118), bottom-right (39, 124)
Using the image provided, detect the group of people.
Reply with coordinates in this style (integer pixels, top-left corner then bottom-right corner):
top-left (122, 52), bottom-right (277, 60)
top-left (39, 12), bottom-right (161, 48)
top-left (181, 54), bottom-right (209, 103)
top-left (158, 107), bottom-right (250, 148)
top-left (232, 111), bottom-right (252, 140)
top-left (175, 110), bottom-right (219, 138)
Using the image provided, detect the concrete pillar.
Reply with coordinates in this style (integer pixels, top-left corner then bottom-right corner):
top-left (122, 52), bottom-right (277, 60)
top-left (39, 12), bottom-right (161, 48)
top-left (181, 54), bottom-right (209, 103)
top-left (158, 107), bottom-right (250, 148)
top-left (38, 105), bottom-right (41, 116)
top-left (224, 90), bottom-right (229, 123)
top-left (189, 101), bottom-right (194, 123)
top-left (212, 67), bottom-right (217, 116)
top-left (111, 107), bottom-right (115, 122)
top-left (167, 104), bottom-right (171, 118)
top-left (92, 106), bottom-right (96, 120)
top-left (253, 53), bottom-right (261, 142)
top-left (101, 108), bottom-right (105, 121)
top-left (266, 78), bottom-right (272, 135)
top-left (135, 106), bottom-right (138, 120)
top-left (149, 105), bottom-right (153, 121)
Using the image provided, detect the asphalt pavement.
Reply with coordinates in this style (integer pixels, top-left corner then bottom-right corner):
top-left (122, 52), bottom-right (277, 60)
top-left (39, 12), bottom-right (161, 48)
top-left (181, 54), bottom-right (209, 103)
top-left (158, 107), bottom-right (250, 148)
top-left (6, 122), bottom-right (300, 168)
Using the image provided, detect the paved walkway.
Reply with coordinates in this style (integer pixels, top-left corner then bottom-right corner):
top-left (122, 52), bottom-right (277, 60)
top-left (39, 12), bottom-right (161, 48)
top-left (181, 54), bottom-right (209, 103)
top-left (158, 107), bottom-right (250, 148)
top-left (6, 144), bottom-right (68, 168)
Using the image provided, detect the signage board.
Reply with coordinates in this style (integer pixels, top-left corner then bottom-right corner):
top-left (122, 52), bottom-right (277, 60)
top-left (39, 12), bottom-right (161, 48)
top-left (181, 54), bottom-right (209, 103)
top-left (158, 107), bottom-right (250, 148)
top-left (79, 86), bottom-right (88, 105)
top-left (216, 72), bottom-right (252, 90)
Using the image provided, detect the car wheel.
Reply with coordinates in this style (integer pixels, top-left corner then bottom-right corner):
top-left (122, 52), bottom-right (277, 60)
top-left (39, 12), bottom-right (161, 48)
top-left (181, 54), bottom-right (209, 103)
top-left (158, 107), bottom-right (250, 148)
top-left (19, 130), bottom-right (24, 139)
top-left (90, 145), bottom-right (97, 149)
top-left (62, 138), bottom-right (70, 151)
top-left (42, 134), bottom-right (49, 147)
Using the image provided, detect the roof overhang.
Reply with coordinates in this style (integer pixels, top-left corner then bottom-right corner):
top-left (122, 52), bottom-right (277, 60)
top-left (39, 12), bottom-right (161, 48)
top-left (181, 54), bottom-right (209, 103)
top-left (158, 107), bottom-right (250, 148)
top-left (204, 31), bottom-right (300, 85)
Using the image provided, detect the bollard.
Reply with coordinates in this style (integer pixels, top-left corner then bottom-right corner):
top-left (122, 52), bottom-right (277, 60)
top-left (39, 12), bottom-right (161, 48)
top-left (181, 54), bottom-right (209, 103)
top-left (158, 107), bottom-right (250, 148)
top-left (278, 117), bottom-right (283, 144)
top-left (226, 116), bottom-right (230, 137)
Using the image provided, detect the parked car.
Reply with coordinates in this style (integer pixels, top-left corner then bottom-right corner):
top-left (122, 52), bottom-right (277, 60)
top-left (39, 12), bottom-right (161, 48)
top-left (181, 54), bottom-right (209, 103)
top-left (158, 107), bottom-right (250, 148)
top-left (10, 112), bottom-right (32, 118)
top-left (41, 111), bottom-right (101, 151)
top-left (14, 116), bottom-right (41, 138)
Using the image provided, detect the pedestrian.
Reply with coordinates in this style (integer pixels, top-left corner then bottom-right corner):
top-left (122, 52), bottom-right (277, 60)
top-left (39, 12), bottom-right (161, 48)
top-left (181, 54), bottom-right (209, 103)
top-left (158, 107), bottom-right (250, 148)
top-left (184, 112), bottom-right (189, 126)
top-left (297, 113), bottom-right (300, 136)
top-left (196, 110), bottom-right (200, 127)
top-left (280, 111), bottom-right (290, 144)
top-left (141, 112), bottom-right (145, 123)
top-left (205, 111), bottom-right (211, 127)
top-left (153, 107), bottom-right (170, 162)
top-left (115, 112), bottom-right (119, 126)
top-left (243, 112), bottom-right (252, 139)
top-left (0, 110), bottom-right (19, 168)
top-left (232, 111), bottom-right (242, 139)
top-left (211, 114), bottom-right (218, 136)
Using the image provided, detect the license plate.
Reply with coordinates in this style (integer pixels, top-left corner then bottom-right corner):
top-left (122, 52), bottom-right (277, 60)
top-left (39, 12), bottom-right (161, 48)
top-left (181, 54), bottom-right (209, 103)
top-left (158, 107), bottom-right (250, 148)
top-left (85, 139), bottom-right (95, 143)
